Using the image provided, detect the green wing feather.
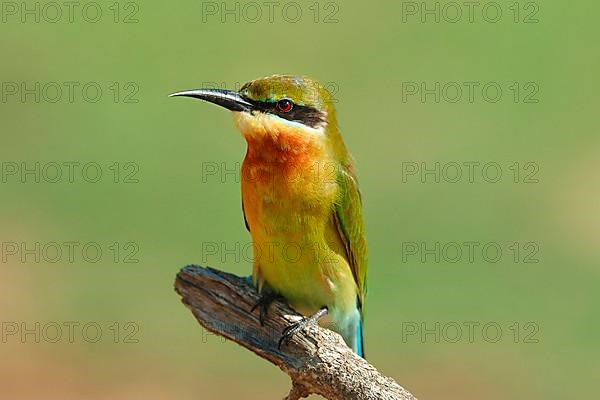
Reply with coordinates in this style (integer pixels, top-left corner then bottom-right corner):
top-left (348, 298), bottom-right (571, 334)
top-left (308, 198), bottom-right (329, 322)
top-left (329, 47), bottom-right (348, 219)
top-left (333, 166), bottom-right (368, 314)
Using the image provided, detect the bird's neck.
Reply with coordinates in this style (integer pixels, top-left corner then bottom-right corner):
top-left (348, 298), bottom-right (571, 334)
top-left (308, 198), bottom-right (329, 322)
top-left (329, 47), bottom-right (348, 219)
top-left (234, 111), bottom-right (333, 166)
top-left (244, 131), bottom-right (327, 166)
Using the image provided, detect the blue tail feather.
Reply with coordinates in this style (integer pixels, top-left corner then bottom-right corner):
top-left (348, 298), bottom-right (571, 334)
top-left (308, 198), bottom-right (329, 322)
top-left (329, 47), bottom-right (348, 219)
top-left (356, 319), bottom-right (365, 358)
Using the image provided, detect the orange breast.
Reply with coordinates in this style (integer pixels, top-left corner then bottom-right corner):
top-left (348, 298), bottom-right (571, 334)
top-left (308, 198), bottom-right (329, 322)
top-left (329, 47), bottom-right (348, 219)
top-left (242, 129), bottom-right (338, 229)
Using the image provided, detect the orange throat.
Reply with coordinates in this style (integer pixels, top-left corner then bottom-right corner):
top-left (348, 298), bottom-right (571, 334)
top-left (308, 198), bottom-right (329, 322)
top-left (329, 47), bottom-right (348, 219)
top-left (234, 111), bottom-right (329, 166)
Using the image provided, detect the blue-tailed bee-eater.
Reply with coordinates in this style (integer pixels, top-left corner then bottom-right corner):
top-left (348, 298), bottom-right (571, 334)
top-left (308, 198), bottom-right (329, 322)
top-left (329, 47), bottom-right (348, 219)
top-left (171, 75), bottom-right (368, 357)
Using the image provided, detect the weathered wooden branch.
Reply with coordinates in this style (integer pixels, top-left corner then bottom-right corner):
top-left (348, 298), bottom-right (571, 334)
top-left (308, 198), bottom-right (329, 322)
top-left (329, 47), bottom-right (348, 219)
top-left (174, 265), bottom-right (417, 400)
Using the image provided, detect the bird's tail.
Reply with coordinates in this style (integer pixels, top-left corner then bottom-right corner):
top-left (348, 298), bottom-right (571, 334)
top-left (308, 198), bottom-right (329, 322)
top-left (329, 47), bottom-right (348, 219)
top-left (356, 319), bottom-right (365, 358)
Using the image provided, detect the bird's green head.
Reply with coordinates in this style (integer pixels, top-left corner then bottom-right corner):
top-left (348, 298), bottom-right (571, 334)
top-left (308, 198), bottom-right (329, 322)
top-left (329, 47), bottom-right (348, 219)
top-left (238, 74), bottom-right (337, 129)
top-left (170, 75), bottom-right (339, 139)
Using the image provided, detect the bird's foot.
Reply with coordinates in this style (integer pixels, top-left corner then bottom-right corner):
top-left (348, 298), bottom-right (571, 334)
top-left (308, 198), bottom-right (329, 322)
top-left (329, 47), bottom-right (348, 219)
top-left (251, 290), bottom-right (283, 326)
top-left (278, 307), bottom-right (328, 349)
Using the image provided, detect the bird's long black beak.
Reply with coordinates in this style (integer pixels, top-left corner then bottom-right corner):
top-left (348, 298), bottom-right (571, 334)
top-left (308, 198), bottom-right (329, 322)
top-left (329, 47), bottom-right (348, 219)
top-left (169, 89), bottom-right (254, 112)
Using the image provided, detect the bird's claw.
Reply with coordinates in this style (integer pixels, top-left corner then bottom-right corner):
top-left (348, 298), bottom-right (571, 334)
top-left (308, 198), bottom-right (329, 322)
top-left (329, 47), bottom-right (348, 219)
top-left (251, 291), bottom-right (281, 326)
top-left (278, 307), bottom-right (328, 350)
top-left (278, 318), bottom-right (309, 349)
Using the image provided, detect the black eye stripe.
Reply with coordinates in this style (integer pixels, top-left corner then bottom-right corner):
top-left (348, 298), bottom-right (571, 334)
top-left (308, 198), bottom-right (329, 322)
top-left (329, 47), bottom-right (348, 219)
top-left (244, 98), bottom-right (326, 128)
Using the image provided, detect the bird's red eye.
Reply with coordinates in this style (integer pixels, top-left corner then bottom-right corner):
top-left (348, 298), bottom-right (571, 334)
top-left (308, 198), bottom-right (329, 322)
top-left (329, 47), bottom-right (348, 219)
top-left (276, 99), bottom-right (293, 113)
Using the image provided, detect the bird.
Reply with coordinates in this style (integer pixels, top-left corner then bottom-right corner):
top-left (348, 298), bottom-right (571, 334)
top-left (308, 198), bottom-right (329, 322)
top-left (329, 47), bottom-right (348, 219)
top-left (170, 75), bottom-right (368, 357)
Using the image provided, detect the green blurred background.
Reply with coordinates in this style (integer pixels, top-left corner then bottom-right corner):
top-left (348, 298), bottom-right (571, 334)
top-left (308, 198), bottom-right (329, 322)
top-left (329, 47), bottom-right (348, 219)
top-left (1, 1), bottom-right (598, 398)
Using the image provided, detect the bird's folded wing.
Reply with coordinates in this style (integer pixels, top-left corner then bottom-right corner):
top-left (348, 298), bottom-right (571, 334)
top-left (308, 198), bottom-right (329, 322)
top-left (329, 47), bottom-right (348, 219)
top-left (333, 166), bottom-right (368, 314)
